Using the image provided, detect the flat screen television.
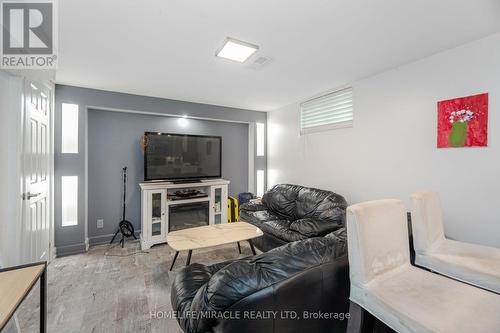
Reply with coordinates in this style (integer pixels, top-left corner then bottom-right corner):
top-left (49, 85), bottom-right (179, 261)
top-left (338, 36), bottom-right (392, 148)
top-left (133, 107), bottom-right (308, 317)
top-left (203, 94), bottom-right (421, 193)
top-left (144, 132), bottom-right (222, 181)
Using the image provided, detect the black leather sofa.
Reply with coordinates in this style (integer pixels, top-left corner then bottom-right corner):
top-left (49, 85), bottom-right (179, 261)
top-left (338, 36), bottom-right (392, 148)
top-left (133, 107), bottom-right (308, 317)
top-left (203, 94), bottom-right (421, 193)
top-left (171, 229), bottom-right (350, 333)
top-left (239, 184), bottom-right (348, 252)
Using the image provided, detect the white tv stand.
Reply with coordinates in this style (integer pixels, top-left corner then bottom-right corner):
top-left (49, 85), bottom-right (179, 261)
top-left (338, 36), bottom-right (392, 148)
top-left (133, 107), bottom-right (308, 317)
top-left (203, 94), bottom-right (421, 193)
top-left (139, 179), bottom-right (230, 250)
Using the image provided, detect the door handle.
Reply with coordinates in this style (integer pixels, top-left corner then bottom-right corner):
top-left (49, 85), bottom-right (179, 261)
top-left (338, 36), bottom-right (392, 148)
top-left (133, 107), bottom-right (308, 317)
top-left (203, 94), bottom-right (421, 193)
top-left (23, 192), bottom-right (41, 200)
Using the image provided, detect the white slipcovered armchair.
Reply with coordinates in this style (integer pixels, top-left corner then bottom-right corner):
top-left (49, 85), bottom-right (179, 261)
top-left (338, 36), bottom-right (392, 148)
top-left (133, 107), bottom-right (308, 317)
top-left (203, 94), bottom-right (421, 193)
top-left (411, 190), bottom-right (500, 294)
top-left (346, 199), bottom-right (500, 333)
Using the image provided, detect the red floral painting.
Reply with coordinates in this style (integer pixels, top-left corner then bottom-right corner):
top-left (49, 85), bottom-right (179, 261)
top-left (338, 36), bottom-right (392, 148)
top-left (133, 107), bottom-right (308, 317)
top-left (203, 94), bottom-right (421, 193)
top-left (437, 93), bottom-right (488, 148)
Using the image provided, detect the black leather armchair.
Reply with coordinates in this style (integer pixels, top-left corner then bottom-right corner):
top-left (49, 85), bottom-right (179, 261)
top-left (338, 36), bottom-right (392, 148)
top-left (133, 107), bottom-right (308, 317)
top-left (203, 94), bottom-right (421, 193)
top-left (171, 229), bottom-right (350, 333)
top-left (240, 184), bottom-right (347, 252)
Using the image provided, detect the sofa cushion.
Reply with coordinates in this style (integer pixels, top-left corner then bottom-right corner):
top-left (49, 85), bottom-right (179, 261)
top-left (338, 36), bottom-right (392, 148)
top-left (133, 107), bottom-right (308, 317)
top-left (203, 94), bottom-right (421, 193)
top-left (262, 184), bottom-right (347, 226)
top-left (289, 218), bottom-right (341, 237)
top-left (295, 187), bottom-right (347, 224)
top-left (262, 184), bottom-right (301, 220)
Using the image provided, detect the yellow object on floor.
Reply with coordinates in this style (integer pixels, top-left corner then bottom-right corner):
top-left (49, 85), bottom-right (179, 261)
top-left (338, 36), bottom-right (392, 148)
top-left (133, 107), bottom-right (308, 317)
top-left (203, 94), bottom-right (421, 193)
top-left (227, 196), bottom-right (238, 223)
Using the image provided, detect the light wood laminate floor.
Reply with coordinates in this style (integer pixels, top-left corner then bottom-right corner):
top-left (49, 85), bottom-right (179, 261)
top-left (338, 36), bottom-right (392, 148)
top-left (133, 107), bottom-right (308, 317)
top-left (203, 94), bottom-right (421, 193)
top-left (15, 240), bottom-right (254, 333)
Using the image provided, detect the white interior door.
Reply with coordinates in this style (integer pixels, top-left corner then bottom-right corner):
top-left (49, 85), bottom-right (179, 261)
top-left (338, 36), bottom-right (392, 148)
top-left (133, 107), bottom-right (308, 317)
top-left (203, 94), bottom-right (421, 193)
top-left (22, 80), bottom-right (53, 263)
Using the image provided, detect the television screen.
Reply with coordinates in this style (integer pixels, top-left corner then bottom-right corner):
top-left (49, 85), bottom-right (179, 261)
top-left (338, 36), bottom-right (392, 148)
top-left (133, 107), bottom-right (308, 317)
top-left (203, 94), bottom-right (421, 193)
top-left (144, 132), bottom-right (222, 181)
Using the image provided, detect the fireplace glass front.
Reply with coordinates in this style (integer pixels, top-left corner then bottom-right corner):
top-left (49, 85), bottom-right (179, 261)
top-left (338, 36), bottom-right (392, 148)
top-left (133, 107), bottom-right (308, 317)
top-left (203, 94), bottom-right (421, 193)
top-left (169, 201), bottom-right (209, 232)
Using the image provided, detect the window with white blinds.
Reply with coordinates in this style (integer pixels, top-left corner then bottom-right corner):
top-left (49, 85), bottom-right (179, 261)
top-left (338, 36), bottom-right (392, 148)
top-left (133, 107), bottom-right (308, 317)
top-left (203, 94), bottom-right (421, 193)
top-left (300, 87), bottom-right (353, 134)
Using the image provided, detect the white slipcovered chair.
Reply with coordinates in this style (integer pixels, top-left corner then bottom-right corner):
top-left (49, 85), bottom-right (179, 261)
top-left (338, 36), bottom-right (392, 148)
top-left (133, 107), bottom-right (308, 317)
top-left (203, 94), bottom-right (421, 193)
top-left (410, 191), bottom-right (500, 294)
top-left (346, 199), bottom-right (500, 333)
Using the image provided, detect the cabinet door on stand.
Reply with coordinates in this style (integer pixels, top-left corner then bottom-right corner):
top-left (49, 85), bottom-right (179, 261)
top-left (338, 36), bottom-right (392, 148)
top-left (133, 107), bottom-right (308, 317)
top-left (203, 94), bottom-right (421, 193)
top-left (148, 190), bottom-right (167, 241)
top-left (211, 186), bottom-right (228, 225)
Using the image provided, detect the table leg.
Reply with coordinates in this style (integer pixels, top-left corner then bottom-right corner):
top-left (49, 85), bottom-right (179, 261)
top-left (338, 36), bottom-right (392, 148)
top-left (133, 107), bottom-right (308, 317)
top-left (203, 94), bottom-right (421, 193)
top-left (40, 265), bottom-right (47, 333)
top-left (248, 239), bottom-right (256, 255)
top-left (186, 250), bottom-right (192, 266)
top-left (169, 251), bottom-right (179, 271)
top-left (237, 242), bottom-right (242, 254)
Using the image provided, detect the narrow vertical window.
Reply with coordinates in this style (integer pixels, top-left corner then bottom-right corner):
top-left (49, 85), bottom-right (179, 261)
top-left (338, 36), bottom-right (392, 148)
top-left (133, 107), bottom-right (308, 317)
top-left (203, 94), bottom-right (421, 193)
top-left (256, 169), bottom-right (265, 198)
top-left (256, 123), bottom-right (265, 156)
top-left (61, 176), bottom-right (78, 226)
top-left (61, 103), bottom-right (79, 153)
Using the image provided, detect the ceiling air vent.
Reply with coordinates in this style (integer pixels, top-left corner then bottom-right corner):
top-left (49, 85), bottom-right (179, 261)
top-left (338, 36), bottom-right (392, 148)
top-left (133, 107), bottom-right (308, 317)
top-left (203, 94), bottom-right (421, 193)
top-left (248, 56), bottom-right (272, 70)
top-left (255, 57), bottom-right (269, 65)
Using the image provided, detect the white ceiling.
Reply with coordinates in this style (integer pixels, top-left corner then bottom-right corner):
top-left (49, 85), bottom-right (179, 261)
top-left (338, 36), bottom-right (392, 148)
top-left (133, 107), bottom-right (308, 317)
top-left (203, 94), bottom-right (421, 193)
top-left (57, 0), bottom-right (500, 111)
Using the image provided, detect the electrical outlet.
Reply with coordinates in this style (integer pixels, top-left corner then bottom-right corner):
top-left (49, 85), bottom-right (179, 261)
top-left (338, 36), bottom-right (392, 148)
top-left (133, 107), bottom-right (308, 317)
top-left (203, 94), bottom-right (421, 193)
top-left (97, 219), bottom-right (104, 229)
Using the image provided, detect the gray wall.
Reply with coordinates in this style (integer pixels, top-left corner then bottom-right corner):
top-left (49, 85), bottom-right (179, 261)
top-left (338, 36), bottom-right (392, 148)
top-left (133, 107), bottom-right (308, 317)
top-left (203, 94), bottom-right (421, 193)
top-left (87, 110), bottom-right (248, 244)
top-left (55, 85), bottom-right (266, 256)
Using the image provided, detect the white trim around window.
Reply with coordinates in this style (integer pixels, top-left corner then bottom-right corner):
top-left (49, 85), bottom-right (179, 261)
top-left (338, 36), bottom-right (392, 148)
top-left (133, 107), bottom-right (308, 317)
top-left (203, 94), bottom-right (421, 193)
top-left (300, 87), bottom-right (353, 134)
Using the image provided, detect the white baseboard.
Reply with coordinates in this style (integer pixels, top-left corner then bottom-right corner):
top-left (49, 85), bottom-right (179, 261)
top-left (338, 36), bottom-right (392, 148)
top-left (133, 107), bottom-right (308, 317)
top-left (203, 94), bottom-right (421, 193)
top-left (88, 230), bottom-right (142, 246)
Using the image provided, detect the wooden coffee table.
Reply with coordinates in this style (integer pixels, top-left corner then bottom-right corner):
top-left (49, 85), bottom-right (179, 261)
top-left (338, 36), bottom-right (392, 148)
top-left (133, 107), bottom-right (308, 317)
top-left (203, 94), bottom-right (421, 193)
top-left (167, 222), bottom-right (263, 270)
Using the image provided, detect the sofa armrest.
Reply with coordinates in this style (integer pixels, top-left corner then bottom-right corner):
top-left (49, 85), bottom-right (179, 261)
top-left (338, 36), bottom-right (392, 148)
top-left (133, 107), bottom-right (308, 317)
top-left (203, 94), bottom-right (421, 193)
top-left (239, 200), bottom-right (267, 213)
top-left (289, 218), bottom-right (340, 237)
top-left (170, 263), bottom-right (215, 332)
top-left (208, 257), bottom-right (252, 273)
top-left (325, 227), bottom-right (347, 256)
